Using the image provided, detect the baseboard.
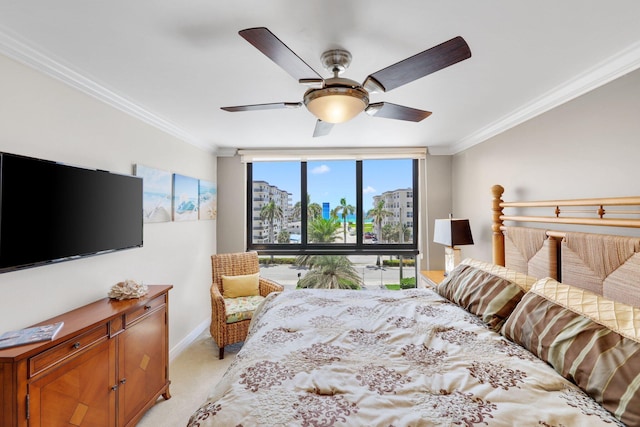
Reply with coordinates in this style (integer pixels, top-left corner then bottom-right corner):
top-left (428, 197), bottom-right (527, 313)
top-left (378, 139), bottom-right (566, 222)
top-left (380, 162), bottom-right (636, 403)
top-left (168, 318), bottom-right (209, 362)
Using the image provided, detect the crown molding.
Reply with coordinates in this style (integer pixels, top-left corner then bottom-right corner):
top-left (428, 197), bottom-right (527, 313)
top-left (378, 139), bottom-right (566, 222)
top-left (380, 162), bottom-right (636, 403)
top-left (237, 147), bottom-right (427, 162)
top-left (3, 27), bottom-right (639, 158)
top-left (0, 28), bottom-right (216, 153)
top-left (215, 147), bottom-right (238, 157)
top-left (429, 41), bottom-right (640, 156)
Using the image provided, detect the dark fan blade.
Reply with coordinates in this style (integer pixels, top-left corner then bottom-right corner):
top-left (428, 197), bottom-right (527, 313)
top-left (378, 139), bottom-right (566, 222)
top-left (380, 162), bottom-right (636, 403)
top-left (365, 102), bottom-right (432, 122)
top-left (239, 27), bottom-right (323, 82)
top-left (313, 120), bottom-right (334, 137)
top-left (221, 102), bottom-right (302, 112)
top-left (363, 36), bottom-right (471, 93)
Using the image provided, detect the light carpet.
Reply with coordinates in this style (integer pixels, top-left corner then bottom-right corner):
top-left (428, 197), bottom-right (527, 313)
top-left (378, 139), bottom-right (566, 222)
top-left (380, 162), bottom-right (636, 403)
top-left (136, 331), bottom-right (242, 427)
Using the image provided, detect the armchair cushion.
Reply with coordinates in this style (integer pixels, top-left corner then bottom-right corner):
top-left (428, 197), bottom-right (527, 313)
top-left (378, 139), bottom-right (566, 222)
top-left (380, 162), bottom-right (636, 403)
top-left (224, 295), bottom-right (266, 324)
top-left (222, 272), bottom-right (260, 298)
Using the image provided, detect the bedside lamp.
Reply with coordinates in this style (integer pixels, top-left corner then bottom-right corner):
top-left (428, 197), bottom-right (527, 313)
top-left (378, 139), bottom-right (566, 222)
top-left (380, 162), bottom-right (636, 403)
top-left (433, 217), bottom-right (474, 276)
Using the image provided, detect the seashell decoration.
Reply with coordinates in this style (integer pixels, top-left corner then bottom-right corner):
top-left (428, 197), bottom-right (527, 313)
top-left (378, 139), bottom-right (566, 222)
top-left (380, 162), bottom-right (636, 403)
top-left (108, 280), bottom-right (148, 300)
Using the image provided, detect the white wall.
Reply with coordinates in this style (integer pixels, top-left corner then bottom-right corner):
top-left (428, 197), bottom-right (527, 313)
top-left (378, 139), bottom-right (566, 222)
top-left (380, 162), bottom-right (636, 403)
top-left (0, 54), bottom-right (216, 356)
top-left (452, 67), bottom-right (640, 263)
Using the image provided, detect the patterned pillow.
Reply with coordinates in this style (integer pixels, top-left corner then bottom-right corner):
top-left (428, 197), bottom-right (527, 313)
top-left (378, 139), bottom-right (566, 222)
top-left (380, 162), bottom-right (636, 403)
top-left (436, 259), bottom-right (535, 331)
top-left (459, 258), bottom-right (539, 291)
top-left (502, 278), bottom-right (640, 426)
top-left (224, 295), bottom-right (265, 324)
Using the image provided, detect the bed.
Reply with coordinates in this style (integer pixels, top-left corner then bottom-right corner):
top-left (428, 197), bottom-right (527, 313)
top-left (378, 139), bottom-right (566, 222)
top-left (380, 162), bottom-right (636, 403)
top-left (188, 185), bottom-right (640, 426)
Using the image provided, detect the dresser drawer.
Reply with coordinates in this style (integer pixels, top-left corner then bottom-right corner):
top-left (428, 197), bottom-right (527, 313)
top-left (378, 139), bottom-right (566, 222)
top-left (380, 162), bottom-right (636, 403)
top-left (109, 314), bottom-right (125, 337)
top-left (29, 324), bottom-right (109, 378)
top-left (125, 294), bottom-right (166, 326)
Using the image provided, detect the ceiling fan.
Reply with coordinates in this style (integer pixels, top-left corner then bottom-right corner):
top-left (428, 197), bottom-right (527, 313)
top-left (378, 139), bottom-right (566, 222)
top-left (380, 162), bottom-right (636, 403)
top-left (221, 27), bottom-right (471, 137)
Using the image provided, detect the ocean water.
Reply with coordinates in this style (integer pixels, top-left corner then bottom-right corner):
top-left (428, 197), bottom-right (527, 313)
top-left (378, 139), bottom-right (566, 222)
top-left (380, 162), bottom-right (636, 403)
top-left (339, 214), bottom-right (372, 223)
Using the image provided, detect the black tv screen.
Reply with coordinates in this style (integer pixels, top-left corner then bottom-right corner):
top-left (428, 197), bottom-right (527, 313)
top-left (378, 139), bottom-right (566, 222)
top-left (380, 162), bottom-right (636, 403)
top-left (0, 153), bottom-right (143, 273)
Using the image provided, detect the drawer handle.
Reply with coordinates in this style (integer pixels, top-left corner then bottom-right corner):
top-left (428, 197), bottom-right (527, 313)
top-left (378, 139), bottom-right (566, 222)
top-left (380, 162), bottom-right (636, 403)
top-left (144, 305), bottom-right (152, 310)
top-left (120, 378), bottom-right (127, 384)
top-left (111, 384), bottom-right (118, 391)
top-left (72, 342), bottom-right (81, 350)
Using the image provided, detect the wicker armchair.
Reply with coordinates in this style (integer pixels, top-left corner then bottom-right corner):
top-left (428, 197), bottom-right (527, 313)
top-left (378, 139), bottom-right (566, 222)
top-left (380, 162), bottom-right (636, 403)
top-left (210, 251), bottom-right (284, 359)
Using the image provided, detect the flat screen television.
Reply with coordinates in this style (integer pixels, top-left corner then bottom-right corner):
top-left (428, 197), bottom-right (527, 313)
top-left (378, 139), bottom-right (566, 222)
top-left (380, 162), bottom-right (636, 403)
top-left (0, 152), bottom-right (143, 273)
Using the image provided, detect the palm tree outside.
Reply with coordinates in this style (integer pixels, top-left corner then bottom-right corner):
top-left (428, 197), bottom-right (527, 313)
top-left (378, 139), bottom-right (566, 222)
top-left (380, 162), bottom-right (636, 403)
top-left (366, 200), bottom-right (393, 266)
top-left (397, 222), bottom-right (410, 243)
top-left (277, 229), bottom-right (290, 243)
top-left (382, 223), bottom-right (396, 243)
top-left (296, 216), bottom-right (342, 268)
top-left (366, 200), bottom-right (393, 241)
top-left (291, 201), bottom-right (301, 221)
top-left (297, 255), bottom-right (362, 289)
top-left (331, 197), bottom-right (355, 243)
top-left (292, 194), bottom-right (322, 221)
top-left (307, 216), bottom-right (342, 243)
top-left (308, 202), bottom-right (322, 220)
top-left (382, 222), bottom-right (411, 243)
top-left (259, 199), bottom-right (283, 243)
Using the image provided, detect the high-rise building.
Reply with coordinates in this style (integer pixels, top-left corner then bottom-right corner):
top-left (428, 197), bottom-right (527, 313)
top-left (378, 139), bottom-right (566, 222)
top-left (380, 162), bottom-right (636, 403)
top-left (372, 188), bottom-right (413, 242)
top-left (252, 180), bottom-right (292, 243)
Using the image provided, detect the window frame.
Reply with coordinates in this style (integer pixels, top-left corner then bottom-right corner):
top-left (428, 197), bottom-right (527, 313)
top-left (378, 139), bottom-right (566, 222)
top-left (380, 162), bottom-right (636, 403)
top-left (246, 159), bottom-right (419, 256)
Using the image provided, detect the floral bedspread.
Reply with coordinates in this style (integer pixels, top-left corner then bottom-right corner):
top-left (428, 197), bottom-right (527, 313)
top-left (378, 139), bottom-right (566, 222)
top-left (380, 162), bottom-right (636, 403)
top-left (188, 288), bottom-right (623, 427)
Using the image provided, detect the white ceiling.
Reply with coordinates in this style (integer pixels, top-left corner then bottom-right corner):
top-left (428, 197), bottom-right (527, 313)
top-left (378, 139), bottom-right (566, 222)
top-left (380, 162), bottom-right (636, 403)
top-left (1, 1), bottom-right (640, 155)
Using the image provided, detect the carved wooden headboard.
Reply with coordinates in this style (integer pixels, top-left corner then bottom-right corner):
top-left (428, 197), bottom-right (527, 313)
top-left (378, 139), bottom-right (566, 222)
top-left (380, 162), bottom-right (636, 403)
top-left (491, 185), bottom-right (640, 306)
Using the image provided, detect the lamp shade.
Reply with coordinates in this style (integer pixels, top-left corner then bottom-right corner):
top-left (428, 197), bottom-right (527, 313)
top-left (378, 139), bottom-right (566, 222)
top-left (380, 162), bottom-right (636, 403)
top-left (304, 87), bottom-right (368, 123)
top-left (433, 218), bottom-right (474, 247)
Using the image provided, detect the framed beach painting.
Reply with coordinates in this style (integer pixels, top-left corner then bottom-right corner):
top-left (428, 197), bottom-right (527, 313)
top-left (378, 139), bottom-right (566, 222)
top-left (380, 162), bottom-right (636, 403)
top-left (134, 164), bottom-right (172, 223)
top-left (173, 174), bottom-right (199, 221)
top-left (199, 180), bottom-right (217, 220)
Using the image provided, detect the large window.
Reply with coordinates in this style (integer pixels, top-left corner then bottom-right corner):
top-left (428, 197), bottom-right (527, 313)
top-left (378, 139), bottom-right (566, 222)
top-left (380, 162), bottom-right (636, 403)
top-left (247, 159), bottom-right (418, 256)
top-left (251, 162), bottom-right (300, 244)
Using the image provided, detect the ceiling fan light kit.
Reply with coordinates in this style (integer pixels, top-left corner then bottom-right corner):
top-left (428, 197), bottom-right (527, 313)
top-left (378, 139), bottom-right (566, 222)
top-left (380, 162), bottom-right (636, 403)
top-left (303, 49), bottom-right (369, 124)
top-left (304, 80), bottom-right (369, 123)
top-left (304, 89), bottom-right (368, 124)
top-left (222, 27), bottom-right (471, 136)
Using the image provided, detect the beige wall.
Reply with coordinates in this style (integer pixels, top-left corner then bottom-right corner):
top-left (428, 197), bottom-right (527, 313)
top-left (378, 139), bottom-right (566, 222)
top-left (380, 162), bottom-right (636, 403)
top-left (424, 154), bottom-right (452, 270)
top-left (0, 54), bottom-right (216, 357)
top-left (452, 68), bottom-right (640, 263)
top-left (217, 155), bottom-right (247, 254)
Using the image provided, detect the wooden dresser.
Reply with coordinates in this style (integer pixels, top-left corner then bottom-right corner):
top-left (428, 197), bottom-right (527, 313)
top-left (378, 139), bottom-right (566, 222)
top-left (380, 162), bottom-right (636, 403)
top-left (0, 284), bottom-right (172, 427)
